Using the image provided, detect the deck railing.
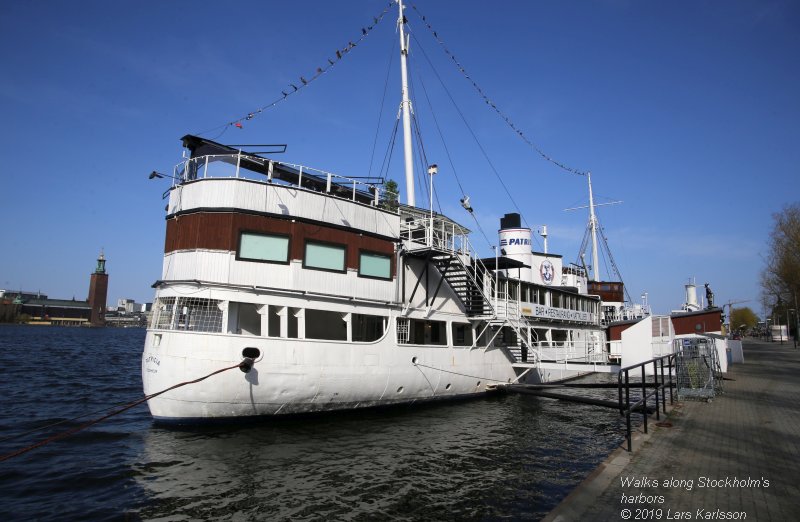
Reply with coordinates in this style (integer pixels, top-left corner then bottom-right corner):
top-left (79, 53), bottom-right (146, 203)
top-left (172, 154), bottom-right (393, 206)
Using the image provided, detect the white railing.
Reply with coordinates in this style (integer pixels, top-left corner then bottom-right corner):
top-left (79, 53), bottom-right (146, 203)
top-left (172, 154), bottom-right (393, 207)
top-left (651, 340), bottom-right (675, 358)
top-left (608, 340), bottom-right (623, 358)
top-left (401, 215), bottom-right (499, 315)
top-left (400, 215), bottom-right (471, 252)
top-left (536, 340), bottom-right (609, 364)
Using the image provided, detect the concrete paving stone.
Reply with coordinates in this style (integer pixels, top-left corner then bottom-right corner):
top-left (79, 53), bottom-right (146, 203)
top-left (544, 340), bottom-right (800, 522)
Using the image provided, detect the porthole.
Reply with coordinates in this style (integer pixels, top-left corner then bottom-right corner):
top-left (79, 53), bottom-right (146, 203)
top-left (476, 381), bottom-right (481, 387)
top-left (411, 356), bottom-right (418, 364)
top-left (397, 386), bottom-right (404, 394)
top-left (445, 383), bottom-right (452, 390)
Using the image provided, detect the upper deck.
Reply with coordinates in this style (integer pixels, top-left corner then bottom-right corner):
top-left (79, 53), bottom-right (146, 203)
top-left (167, 135), bottom-right (401, 240)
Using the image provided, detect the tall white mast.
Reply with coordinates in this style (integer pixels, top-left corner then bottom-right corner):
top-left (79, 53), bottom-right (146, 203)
top-left (588, 172), bottom-right (600, 282)
top-left (397, 0), bottom-right (415, 207)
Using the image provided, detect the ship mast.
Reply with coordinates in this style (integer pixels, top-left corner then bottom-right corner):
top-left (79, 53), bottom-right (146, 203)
top-left (397, 0), bottom-right (415, 207)
top-left (587, 172), bottom-right (600, 282)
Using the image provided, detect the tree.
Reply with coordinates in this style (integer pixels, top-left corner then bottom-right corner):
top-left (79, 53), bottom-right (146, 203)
top-left (381, 179), bottom-right (399, 212)
top-left (761, 203), bottom-right (800, 320)
top-left (730, 307), bottom-right (758, 332)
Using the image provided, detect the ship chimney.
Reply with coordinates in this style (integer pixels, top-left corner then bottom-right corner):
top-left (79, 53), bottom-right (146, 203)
top-left (685, 279), bottom-right (699, 311)
top-left (498, 213), bottom-right (533, 282)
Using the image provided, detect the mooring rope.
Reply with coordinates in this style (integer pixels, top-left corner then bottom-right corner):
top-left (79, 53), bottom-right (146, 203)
top-left (0, 359), bottom-right (253, 463)
top-left (412, 361), bottom-right (507, 384)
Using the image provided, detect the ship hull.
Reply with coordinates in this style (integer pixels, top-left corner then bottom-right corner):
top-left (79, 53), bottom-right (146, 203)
top-left (142, 329), bottom-right (521, 422)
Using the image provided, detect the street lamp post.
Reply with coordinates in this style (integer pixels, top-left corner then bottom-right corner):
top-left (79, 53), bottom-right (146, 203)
top-left (790, 308), bottom-right (796, 349)
top-left (795, 292), bottom-right (800, 349)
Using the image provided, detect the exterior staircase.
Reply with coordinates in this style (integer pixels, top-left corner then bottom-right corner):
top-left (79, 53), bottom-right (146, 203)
top-left (431, 253), bottom-right (491, 317)
top-left (400, 214), bottom-right (540, 365)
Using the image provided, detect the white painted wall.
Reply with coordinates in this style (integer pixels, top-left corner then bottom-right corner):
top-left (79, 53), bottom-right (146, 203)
top-left (169, 179), bottom-right (399, 238)
top-left (729, 340), bottom-right (744, 363)
top-left (620, 316), bottom-right (656, 370)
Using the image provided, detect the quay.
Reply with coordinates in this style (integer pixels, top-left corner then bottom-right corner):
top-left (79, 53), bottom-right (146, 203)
top-left (545, 339), bottom-right (800, 521)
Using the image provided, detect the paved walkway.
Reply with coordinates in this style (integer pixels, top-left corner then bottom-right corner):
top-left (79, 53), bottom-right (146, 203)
top-left (545, 340), bottom-right (800, 521)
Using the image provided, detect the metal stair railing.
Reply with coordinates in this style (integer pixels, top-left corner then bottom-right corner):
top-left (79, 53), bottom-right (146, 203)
top-left (400, 216), bottom-right (540, 364)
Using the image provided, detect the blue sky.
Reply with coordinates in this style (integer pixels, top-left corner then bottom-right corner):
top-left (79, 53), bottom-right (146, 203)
top-left (1, 1), bottom-right (798, 316)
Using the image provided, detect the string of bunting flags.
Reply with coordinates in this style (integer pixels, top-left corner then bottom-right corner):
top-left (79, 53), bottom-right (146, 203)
top-left (410, 4), bottom-right (588, 177)
top-left (198, 2), bottom-right (395, 139)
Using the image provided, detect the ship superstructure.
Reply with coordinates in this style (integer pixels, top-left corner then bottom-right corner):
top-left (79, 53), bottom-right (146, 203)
top-left (142, 0), bottom-right (611, 421)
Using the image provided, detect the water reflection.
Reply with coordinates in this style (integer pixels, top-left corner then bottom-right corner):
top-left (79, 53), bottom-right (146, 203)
top-left (135, 392), bottom-right (625, 520)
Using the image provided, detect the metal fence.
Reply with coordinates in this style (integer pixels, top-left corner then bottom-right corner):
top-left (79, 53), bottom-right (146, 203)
top-left (150, 297), bottom-right (224, 333)
top-left (674, 337), bottom-right (723, 400)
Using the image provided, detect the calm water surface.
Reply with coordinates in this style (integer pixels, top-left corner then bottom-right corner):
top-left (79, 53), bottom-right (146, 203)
top-left (0, 326), bottom-right (628, 521)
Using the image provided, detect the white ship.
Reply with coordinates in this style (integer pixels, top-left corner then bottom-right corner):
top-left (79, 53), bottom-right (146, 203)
top-left (141, 1), bottom-right (617, 422)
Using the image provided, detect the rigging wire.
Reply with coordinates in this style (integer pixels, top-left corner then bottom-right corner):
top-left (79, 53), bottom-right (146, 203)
top-left (410, 31), bottom-right (542, 251)
top-left (368, 35), bottom-right (398, 179)
top-left (194, 2), bottom-right (395, 138)
top-left (599, 223), bottom-right (633, 302)
top-left (378, 118), bottom-right (401, 182)
top-left (412, 57), bottom-right (495, 249)
top-left (409, 3), bottom-right (588, 177)
top-left (0, 360), bottom-right (252, 463)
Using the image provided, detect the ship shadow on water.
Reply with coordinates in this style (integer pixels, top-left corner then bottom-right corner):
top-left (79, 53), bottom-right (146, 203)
top-left (134, 384), bottom-right (628, 521)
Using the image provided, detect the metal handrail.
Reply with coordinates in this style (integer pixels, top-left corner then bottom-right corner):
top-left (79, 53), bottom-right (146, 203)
top-left (617, 353), bottom-right (676, 451)
top-left (172, 153), bottom-right (388, 205)
top-left (399, 216), bottom-right (545, 363)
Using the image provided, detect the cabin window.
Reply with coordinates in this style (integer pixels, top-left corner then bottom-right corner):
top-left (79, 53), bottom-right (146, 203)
top-left (533, 328), bottom-right (548, 347)
top-left (151, 297), bottom-right (177, 330)
top-left (237, 231), bottom-right (290, 264)
top-left (359, 251), bottom-right (392, 280)
top-left (304, 240), bottom-right (346, 273)
top-left (305, 309), bottom-right (347, 340)
top-left (404, 319), bottom-right (447, 345)
top-left (396, 317), bottom-right (410, 344)
top-left (150, 297), bottom-right (223, 333)
top-left (267, 306), bottom-right (281, 337)
top-left (288, 307), bottom-right (300, 338)
top-left (552, 329), bottom-right (569, 346)
top-left (353, 313), bottom-right (386, 342)
top-left (228, 302), bottom-right (261, 336)
top-left (452, 323), bottom-right (473, 346)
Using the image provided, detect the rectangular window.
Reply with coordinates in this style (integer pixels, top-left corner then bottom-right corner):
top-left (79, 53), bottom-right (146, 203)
top-left (150, 297), bottom-right (176, 330)
top-left (230, 302), bottom-right (261, 336)
top-left (150, 297), bottom-right (223, 333)
top-left (408, 319), bottom-right (447, 346)
top-left (305, 309), bottom-right (347, 340)
top-left (238, 232), bottom-right (289, 263)
top-left (452, 323), bottom-right (473, 346)
top-left (288, 307), bottom-right (300, 338)
top-left (359, 251), bottom-right (392, 279)
top-left (304, 241), bottom-right (346, 272)
top-left (268, 306), bottom-right (281, 337)
top-left (353, 313), bottom-right (386, 342)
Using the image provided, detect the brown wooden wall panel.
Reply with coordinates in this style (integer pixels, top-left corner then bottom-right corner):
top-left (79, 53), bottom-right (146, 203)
top-left (671, 310), bottom-right (722, 335)
top-left (608, 323), bottom-right (633, 341)
top-left (165, 211), bottom-right (395, 274)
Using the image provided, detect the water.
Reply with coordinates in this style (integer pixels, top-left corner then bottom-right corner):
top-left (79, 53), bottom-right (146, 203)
top-left (0, 326), bottom-right (629, 521)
